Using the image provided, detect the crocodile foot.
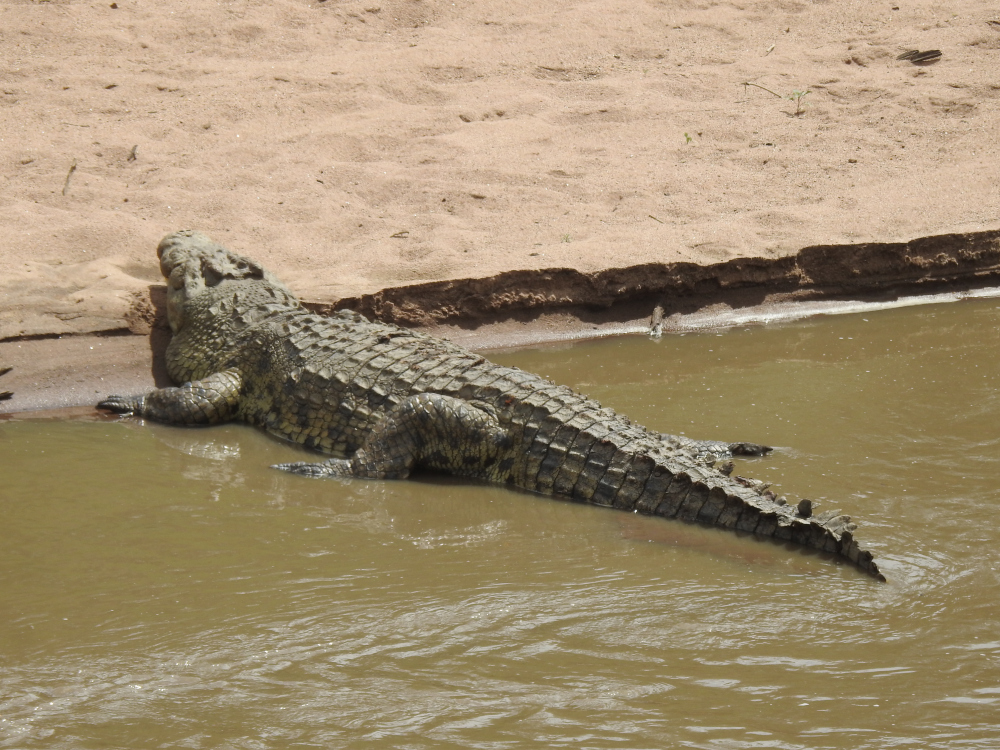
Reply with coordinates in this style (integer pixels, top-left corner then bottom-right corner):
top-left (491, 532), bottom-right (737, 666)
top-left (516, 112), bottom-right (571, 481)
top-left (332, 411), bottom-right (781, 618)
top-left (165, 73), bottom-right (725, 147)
top-left (727, 442), bottom-right (772, 457)
top-left (272, 459), bottom-right (354, 478)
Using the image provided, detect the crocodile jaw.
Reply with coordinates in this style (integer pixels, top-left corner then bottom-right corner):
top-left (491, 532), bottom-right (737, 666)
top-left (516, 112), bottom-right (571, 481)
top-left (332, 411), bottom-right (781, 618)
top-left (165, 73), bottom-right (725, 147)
top-left (156, 230), bottom-right (278, 333)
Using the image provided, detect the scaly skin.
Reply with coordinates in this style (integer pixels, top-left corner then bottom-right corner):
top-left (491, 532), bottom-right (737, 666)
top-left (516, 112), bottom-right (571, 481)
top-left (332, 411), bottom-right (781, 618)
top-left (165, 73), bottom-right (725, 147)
top-left (99, 231), bottom-right (884, 580)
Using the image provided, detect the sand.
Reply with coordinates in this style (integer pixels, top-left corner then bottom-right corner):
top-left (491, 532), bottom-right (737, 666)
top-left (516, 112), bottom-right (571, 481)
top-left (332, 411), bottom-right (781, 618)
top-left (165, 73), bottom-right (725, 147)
top-left (1, 0), bottom-right (999, 412)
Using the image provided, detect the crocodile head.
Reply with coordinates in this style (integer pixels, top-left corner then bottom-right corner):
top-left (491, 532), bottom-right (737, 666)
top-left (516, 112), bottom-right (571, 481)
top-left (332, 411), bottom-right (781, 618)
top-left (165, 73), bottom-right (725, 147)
top-left (156, 230), bottom-right (292, 333)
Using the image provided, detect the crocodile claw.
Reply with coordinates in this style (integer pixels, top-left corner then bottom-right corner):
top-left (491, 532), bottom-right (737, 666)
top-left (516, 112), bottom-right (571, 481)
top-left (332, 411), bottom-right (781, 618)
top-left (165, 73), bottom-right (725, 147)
top-left (98, 395), bottom-right (142, 414)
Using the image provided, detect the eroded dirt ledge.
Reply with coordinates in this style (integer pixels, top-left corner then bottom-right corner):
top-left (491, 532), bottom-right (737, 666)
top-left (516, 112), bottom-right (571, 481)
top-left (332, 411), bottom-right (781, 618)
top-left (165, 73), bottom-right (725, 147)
top-left (310, 230), bottom-right (1000, 327)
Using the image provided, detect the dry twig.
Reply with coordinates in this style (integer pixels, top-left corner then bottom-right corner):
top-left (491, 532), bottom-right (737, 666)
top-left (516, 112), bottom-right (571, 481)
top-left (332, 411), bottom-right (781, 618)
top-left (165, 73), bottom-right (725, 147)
top-left (62, 160), bottom-right (77, 196)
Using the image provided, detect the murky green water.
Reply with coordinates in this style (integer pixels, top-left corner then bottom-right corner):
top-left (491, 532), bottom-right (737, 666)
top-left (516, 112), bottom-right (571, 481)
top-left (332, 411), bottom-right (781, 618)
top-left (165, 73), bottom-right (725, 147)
top-left (2, 298), bottom-right (999, 749)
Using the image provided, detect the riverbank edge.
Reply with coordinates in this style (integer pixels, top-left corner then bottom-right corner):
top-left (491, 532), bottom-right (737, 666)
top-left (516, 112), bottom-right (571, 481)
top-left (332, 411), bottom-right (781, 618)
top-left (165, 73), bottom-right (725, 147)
top-left (2, 228), bottom-right (999, 416)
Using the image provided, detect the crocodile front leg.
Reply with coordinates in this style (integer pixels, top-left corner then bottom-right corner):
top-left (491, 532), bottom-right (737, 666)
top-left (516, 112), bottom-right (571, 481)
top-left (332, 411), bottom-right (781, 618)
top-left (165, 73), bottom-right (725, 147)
top-left (273, 393), bottom-right (510, 480)
top-left (98, 369), bottom-right (243, 425)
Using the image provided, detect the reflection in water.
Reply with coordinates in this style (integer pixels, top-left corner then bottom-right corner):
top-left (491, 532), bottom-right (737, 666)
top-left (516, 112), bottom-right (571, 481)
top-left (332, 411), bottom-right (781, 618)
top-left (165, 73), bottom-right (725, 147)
top-left (2, 299), bottom-right (1000, 749)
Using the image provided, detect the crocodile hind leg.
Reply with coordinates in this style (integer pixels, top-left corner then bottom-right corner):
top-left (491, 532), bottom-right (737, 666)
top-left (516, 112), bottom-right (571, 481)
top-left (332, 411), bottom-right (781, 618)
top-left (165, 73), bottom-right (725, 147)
top-left (273, 393), bottom-right (510, 480)
top-left (661, 432), bottom-right (772, 460)
top-left (98, 369), bottom-right (243, 425)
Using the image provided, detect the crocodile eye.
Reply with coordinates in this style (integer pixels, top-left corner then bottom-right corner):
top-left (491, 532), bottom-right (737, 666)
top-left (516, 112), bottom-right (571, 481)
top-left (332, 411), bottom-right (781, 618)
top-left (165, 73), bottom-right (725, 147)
top-left (203, 266), bottom-right (223, 287)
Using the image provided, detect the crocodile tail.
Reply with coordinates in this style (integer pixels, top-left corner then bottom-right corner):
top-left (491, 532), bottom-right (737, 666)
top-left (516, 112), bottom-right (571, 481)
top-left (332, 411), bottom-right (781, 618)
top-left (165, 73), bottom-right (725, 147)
top-left (568, 448), bottom-right (884, 581)
top-left (471, 368), bottom-right (884, 579)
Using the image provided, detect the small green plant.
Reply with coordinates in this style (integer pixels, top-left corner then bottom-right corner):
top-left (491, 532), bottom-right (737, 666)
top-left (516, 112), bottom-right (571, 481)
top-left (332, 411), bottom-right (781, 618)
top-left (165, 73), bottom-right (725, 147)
top-left (684, 132), bottom-right (693, 144)
top-left (561, 233), bottom-right (572, 243)
top-left (788, 89), bottom-right (811, 116)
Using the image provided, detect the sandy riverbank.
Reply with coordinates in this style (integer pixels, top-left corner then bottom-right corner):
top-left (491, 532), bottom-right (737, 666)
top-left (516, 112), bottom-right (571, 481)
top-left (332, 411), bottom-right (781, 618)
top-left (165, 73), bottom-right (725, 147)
top-left (2, 0), bottom-right (999, 413)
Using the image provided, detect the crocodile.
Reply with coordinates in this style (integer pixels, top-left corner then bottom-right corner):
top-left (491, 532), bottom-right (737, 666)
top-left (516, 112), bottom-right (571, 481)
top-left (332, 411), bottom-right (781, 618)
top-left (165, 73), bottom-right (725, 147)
top-left (99, 230), bottom-right (884, 580)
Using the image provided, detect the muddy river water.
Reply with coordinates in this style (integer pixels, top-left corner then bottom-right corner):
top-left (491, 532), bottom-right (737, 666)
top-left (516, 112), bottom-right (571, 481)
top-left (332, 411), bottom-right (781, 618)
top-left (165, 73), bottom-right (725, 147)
top-left (2, 298), bottom-right (999, 749)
